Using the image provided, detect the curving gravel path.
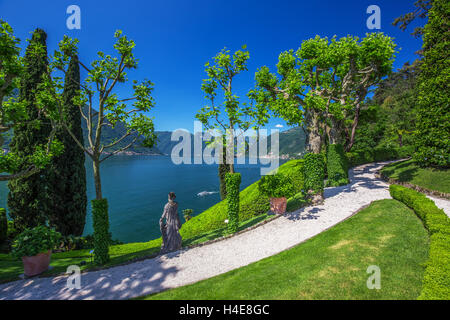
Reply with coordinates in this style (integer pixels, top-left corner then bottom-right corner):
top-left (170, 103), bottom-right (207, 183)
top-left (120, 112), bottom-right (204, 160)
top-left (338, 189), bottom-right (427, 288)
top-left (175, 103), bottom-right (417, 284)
top-left (1, 161), bottom-right (448, 300)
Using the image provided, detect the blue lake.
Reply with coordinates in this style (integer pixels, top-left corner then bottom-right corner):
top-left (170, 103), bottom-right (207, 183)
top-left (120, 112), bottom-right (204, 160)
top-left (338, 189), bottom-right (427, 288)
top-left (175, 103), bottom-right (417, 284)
top-left (0, 155), bottom-right (273, 243)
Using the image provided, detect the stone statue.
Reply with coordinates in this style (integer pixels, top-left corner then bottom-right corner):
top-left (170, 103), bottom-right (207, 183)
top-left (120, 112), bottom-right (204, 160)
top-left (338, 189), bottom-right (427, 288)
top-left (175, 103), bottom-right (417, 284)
top-left (159, 192), bottom-right (182, 254)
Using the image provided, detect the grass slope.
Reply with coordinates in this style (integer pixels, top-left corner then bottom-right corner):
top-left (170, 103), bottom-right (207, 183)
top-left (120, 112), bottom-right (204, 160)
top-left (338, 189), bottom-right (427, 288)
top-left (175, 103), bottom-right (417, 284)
top-left (381, 159), bottom-right (450, 194)
top-left (143, 199), bottom-right (429, 300)
top-left (0, 159), bottom-right (304, 283)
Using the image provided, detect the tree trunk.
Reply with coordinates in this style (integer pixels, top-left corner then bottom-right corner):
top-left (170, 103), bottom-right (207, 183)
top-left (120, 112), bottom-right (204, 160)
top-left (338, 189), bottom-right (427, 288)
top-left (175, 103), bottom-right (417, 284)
top-left (346, 101), bottom-right (361, 152)
top-left (93, 157), bottom-right (102, 200)
top-left (328, 117), bottom-right (344, 145)
top-left (305, 109), bottom-right (322, 154)
top-left (398, 134), bottom-right (403, 147)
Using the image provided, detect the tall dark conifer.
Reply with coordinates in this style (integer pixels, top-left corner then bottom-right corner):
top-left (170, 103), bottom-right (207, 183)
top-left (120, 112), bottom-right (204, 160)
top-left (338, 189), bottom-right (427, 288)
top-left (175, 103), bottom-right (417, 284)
top-left (8, 29), bottom-right (51, 230)
top-left (414, 0), bottom-right (450, 167)
top-left (47, 55), bottom-right (87, 236)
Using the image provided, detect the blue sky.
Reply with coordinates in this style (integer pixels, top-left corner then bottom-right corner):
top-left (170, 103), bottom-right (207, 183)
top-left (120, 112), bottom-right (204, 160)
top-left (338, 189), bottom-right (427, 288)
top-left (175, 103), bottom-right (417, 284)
top-left (0, 0), bottom-right (424, 132)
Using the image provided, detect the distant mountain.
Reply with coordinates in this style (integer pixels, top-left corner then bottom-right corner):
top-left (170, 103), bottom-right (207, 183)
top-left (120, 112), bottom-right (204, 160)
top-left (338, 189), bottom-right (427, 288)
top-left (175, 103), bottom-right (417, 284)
top-left (2, 119), bottom-right (307, 158)
top-left (266, 126), bottom-right (306, 157)
top-left (278, 126), bottom-right (307, 156)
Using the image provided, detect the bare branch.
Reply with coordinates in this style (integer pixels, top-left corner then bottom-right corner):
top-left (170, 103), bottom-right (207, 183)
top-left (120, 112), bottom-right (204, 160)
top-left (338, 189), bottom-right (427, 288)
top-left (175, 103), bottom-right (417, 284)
top-left (99, 135), bottom-right (139, 163)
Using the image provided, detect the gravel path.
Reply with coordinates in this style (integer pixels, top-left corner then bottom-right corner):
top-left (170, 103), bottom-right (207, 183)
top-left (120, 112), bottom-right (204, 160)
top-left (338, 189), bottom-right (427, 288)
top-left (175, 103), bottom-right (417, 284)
top-left (1, 161), bottom-right (448, 300)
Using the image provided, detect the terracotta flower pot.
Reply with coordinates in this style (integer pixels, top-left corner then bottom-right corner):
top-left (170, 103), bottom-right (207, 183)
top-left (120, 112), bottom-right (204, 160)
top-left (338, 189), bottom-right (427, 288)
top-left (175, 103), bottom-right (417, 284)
top-left (22, 250), bottom-right (52, 277)
top-left (270, 197), bottom-right (287, 214)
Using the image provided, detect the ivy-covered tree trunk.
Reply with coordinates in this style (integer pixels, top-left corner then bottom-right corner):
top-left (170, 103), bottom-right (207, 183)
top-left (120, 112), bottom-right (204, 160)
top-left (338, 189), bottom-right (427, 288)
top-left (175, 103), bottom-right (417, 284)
top-left (7, 29), bottom-right (51, 231)
top-left (303, 153), bottom-right (325, 204)
top-left (92, 198), bottom-right (110, 264)
top-left (326, 144), bottom-right (349, 187)
top-left (413, 0), bottom-right (450, 168)
top-left (47, 55), bottom-right (87, 236)
top-left (226, 173), bottom-right (241, 234)
top-left (218, 145), bottom-right (230, 200)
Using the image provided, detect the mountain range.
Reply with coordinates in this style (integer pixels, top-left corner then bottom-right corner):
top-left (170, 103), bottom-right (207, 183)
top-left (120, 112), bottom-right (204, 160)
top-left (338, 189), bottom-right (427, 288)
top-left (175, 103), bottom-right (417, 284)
top-left (2, 121), bottom-right (306, 158)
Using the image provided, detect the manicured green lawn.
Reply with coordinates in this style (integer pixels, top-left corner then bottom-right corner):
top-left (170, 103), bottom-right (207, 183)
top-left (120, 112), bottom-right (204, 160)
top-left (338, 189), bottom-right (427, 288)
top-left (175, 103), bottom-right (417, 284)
top-left (0, 158), bottom-right (304, 284)
top-left (0, 213), bottom-right (273, 284)
top-left (142, 199), bottom-right (429, 300)
top-left (381, 159), bottom-right (450, 194)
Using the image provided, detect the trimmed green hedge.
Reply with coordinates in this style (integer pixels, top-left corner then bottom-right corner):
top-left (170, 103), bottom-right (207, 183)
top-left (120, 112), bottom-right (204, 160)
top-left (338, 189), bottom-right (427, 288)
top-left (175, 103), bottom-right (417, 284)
top-left (346, 145), bottom-right (414, 167)
top-left (286, 192), bottom-right (308, 212)
top-left (326, 144), bottom-right (349, 187)
top-left (226, 173), bottom-right (241, 234)
top-left (389, 185), bottom-right (450, 235)
top-left (304, 153), bottom-right (325, 194)
top-left (389, 184), bottom-right (450, 300)
top-left (92, 199), bottom-right (110, 265)
top-left (0, 208), bottom-right (7, 244)
top-left (258, 173), bottom-right (296, 198)
top-left (179, 159), bottom-right (305, 240)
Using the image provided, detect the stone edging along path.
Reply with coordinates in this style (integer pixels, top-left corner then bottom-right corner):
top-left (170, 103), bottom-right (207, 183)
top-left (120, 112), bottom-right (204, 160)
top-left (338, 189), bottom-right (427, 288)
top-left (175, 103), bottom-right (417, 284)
top-left (1, 161), bottom-right (449, 300)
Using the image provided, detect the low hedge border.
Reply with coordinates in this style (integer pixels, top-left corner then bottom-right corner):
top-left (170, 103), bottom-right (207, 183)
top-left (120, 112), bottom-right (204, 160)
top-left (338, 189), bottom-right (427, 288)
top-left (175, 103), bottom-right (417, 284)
top-left (346, 145), bottom-right (414, 168)
top-left (389, 184), bottom-right (450, 300)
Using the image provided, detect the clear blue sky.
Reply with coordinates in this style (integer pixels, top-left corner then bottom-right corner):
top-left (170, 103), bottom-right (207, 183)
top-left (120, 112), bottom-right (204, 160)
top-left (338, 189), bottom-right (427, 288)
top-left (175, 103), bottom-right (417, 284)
top-left (0, 0), bottom-right (424, 132)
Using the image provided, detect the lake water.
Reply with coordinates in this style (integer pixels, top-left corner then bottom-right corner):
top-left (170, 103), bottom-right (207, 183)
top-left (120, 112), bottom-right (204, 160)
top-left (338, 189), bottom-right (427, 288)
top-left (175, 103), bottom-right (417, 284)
top-left (0, 156), bottom-right (271, 243)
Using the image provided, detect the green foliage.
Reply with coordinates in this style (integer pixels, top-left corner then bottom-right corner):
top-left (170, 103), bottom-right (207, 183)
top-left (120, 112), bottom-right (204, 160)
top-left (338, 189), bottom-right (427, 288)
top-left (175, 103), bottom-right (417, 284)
top-left (413, 0), bottom-right (450, 167)
top-left (92, 199), bottom-right (110, 264)
top-left (47, 55), bottom-right (87, 236)
top-left (180, 159), bottom-right (304, 240)
top-left (7, 28), bottom-right (53, 231)
top-left (389, 184), bottom-right (450, 299)
top-left (0, 208), bottom-right (7, 244)
top-left (354, 61), bottom-right (421, 151)
top-left (326, 144), bottom-right (349, 187)
top-left (40, 31), bottom-right (156, 203)
top-left (182, 209), bottom-right (193, 222)
top-left (258, 173), bottom-right (296, 198)
top-left (196, 46), bottom-right (268, 134)
top-left (389, 185), bottom-right (450, 235)
top-left (225, 173), bottom-right (241, 234)
top-left (286, 192), bottom-right (307, 212)
top-left (11, 225), bottom-right (61, 259)
top-left (382, 159), bottom-right (450, 194)
top-left (418, 232), bottom-right (450, 300)
top-left (393, 0), bottom-right (431, 38)
top-left (145, 200), bottom-right (428, 300)
top-left (218, 161), bottom-right (230, 200)
top-left (252, 33), bottom-right (396, 152)
top-left (346, 145), bottom-right (413, 167)
top-left (303, 153), bottom-right (325, 193)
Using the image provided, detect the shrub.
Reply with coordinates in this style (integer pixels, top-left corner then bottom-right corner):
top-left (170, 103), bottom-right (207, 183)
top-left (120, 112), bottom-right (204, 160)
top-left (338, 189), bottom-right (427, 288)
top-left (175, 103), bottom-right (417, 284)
top-left (418, 232), bottom-right (450, 300)
top-left (389, 185), bottom-right (450, 235)
top-left (389, 184), bottom-right (450, 300)
top-left (0, 208), bottom-right (7, 244)
top-left (226, 173), bottom-right (241, 234)
top-left (92, 199), bottom-right (110, 264)
top-left (179, 159), bottom-right (304, 240)
top-left (258, 173), bottom-right (296, 198)
top-left (303, 153), bottom-right (325, 194)
top-left (11, 225), bottom-right (61, 259)
top-left (182, 209), bottom-right (194, 222)
top-left (413, 0), bottom-right (450, 168)
top-left (326, 144), bottom-right (349, 187)
top-left (346, 146), bottom-right (414, 167)
top-left (286, 192), bottom-right (307, 212)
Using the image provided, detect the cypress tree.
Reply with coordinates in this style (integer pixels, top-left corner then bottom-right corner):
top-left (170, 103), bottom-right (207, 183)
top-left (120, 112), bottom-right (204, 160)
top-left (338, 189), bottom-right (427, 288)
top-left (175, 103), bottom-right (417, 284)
top-left (8, 29), bottom-right (51, 230)
top-left (47, 55), bottom-right (87, 236)
top-left (414, 0), bottom-right (450, 167)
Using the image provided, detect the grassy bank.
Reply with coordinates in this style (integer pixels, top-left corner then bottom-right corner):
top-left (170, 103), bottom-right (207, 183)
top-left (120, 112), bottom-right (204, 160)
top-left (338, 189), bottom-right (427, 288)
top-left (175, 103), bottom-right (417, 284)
top-left (142, 199), bottom-right (429, 300)
top-left (381, 159), bottom-right (450, 194)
